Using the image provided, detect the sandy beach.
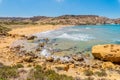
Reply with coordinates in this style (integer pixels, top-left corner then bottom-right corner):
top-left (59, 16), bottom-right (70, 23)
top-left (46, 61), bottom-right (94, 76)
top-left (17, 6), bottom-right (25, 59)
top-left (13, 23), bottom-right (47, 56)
top-left (0, 25), bottom-right (70, 65)
top-left (8, 25), bottom-right (70, 36)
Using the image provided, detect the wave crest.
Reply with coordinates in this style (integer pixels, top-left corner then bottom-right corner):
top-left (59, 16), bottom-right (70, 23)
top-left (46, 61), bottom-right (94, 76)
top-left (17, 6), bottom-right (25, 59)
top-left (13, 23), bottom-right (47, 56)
top-left (57, 33), bottom-right (94, 41)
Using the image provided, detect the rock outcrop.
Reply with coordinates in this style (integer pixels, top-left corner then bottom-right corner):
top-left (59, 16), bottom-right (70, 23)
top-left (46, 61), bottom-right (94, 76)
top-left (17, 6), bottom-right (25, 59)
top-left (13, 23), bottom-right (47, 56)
top-left (92, 44), bottom-right (120, 63)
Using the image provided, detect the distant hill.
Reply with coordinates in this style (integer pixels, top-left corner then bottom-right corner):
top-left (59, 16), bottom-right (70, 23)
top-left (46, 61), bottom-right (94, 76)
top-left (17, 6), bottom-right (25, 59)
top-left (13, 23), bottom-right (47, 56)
top-left (0, 15), bottom-right (120, 25)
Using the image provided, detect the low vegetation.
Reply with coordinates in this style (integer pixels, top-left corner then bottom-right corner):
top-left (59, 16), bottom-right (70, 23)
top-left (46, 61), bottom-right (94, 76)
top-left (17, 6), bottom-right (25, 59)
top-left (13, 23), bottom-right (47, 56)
top-left (0, 66), bottom-right (18, 80)
top-left (28, 65), bottom-right (74, 80)
top-left (95, 69), bottom-right (107, 77)
top-left (84, 69), bottom-right (94, 76)
top-left (0, 64), bottom-right (74, 80)
top-left (0, 25), bottom-right (11, 35)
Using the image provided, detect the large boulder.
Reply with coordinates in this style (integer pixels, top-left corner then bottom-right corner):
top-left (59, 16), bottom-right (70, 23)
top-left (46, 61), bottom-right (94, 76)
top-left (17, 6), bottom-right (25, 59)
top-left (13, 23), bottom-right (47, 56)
top-left (92, 44), bottom-right (120, 63)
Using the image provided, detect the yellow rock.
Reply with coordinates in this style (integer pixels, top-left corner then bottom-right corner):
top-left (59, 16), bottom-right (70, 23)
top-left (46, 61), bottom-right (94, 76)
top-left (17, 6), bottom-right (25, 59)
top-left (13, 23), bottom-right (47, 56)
top-left (69, 64), bottom-right (75, 68)
top-left (46, 57), bottom-right (54, 62)
top-left (102, 62), bottom-right (115, 69)
top-left (92, 44), bottom-right (120, 62)
top-left (55, 64), bottom-right (70, 72)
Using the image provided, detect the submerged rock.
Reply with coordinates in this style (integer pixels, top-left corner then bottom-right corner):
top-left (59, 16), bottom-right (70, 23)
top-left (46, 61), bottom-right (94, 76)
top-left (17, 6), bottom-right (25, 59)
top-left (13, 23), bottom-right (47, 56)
top-left (92, 44), bottom-right (120, 63)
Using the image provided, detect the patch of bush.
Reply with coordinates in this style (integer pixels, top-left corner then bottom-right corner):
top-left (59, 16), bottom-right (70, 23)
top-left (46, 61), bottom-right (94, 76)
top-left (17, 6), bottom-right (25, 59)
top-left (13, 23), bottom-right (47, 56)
top-left (0, 25), bottom-right (11, 35)
top-left (84, 70), bottom-right (94, 76)
top-left (95, 69), bottom-right (107, 77)
top-left (0, 64), bottom-right (74, 80)
top-left (13, 64), bottom-right (24, 68)
top-left (29, 65), bottom-right (74, 80)
top-left (0, 66), bottom-right (19, 80)
top-left (83, 77), bottom-right (94, 80)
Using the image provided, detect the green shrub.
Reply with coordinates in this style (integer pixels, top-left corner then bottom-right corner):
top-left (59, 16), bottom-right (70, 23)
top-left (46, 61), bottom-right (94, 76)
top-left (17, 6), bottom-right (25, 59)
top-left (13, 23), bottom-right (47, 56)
top-left (84, 70), bottom-right (94, 76)
top-left (0, 25), bottom-right (11, 35)
top-left (95, 70), bottom-right (107, 77)
top-left (30, 65), bottom-right (74, 80)
top-left (13, 64), bottom-right (24, 68)
top-left (83, 77), bottom-right (94, 80)
top-left (0, 66), bottom-right (18, 80)
top-left (0, 78), bottom-right (6, 80)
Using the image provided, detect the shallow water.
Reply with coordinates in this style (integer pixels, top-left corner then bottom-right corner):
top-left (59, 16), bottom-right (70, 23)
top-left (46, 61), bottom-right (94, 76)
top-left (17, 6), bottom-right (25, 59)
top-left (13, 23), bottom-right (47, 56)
top-left (34, 24), bottom-right (120, 55)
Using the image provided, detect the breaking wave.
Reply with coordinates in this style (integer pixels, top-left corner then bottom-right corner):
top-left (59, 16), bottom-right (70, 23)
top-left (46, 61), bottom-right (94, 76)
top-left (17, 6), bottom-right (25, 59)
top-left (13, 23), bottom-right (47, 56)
top-left (56, 33), bottom-right (94, 41)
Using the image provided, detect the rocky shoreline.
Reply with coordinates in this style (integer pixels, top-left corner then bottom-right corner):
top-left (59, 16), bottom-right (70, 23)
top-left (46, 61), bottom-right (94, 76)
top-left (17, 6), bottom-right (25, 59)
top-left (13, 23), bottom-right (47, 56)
top-left (0, 25), bottom-right (120, 80)
top-left (9, 35), bottom-right (120, 80)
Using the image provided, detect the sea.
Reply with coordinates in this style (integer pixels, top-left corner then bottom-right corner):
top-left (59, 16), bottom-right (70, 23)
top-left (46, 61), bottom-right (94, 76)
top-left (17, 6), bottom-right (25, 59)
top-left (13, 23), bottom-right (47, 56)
top-left (34, 24), bottom-right (120, 55)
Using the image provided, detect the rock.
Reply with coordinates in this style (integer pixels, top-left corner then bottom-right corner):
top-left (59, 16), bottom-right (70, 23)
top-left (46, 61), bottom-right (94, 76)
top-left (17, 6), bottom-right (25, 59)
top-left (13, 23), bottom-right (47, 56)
top-left (27, 35), bottom-right (37, 40)
top-left (92, 44), bottom-right (120, 63)
top-left (0, 62), bottom-right (4, 68)
top-left (102, 62), bottom-right (115, 69)
top-left (20, 35), bottom-right (26, 38)
top-left (64, 64), bottom-right (69, 71)
top-left (55, 64), bottom-right (70, 72)
top-left (45, 38), bottom-right (49, 43)
top-left (69, 64), bottom-right (75, 68)
top-left (46, 57), bottom-right (54, 62)
top-left (38, 42), bottom-right (45, 47)
top-left (36, 48), bottom-right (41, 51)
top-left (72, 55), bottom-right (84, 61)
top-left (54, 58), bottom-right (61, 63)
top-left (23, 56), bottom-right (34, 62)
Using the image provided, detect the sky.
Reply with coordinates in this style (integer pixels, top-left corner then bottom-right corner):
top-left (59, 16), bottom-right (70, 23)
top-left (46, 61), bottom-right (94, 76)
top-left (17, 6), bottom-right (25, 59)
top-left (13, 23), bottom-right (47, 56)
top-left (0, 0), bottom-right (120, 18)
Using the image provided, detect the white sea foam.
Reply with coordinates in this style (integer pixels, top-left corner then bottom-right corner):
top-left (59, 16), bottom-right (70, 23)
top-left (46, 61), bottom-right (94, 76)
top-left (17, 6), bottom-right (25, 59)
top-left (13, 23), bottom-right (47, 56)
top-left (40, 49), bottom-right (51, 57)
top-left (66, 28), bottom-right (81, 32)
top-left (85, 27), bottom-right (91, 29)
top-left (34, 30), bottom-right (55, 38)
top-left (59, 57), bottom-right (71, 62)
top-left (56, 33), bottom-right (94, 41)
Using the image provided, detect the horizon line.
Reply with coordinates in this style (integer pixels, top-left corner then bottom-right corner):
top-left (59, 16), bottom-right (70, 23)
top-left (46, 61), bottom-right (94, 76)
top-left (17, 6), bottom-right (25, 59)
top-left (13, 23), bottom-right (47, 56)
top-left (0, 14), bottom-right (119, 19)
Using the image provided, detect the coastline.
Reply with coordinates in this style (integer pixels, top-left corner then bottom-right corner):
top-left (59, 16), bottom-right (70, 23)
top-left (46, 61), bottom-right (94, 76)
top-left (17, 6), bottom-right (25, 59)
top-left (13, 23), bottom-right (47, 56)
top-left (8, 25), bottom-right (73, 36)
top-left (0, 25), bottom-right (71, 65)
top-left (0, 24), bottom-right (120, 80)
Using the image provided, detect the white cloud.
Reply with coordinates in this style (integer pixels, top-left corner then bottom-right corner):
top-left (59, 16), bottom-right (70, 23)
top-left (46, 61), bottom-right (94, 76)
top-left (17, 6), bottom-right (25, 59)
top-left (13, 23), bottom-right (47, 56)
top-left (55, 0), bottom-right (64, 3)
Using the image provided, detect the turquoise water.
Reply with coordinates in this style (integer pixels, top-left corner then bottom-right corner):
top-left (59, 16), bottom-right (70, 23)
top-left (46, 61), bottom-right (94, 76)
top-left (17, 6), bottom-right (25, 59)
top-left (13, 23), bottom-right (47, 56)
top-left (35, 24), bottom-right (120, 55)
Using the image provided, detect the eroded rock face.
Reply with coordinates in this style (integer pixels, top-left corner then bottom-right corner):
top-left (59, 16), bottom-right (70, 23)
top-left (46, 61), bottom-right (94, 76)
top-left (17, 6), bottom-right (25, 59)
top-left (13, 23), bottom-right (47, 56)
top-left (92, 44), bottom-right (120, 63)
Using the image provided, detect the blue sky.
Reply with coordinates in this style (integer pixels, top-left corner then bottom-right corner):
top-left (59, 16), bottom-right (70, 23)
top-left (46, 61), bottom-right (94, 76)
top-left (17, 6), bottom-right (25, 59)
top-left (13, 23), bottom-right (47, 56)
top-left (0, 0), bottom-right (120, 18)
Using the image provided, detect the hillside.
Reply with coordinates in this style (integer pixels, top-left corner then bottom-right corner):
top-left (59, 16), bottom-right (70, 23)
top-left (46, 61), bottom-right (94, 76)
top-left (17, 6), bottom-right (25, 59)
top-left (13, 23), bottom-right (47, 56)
top-left (0, 15), bottom-right (120, 25)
